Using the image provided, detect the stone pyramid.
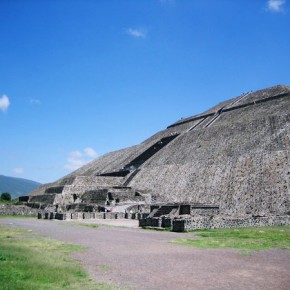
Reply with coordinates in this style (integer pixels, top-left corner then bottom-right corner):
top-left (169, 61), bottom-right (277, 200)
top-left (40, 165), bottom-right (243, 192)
top-left (29, 85), bottom-right (290, 218)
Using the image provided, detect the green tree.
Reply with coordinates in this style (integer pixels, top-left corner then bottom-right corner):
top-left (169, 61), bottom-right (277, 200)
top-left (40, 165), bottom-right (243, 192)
top-left (1, 192), bottom-right (11, 201)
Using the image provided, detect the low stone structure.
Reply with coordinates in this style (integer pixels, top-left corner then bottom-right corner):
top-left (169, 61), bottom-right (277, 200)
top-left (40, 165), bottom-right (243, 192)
top-left (139, 204), bottom-right (290, 231)
top-left (37, 211), bottom-right (149, 221)
top-left (0, 204), bottom-right (42, 216)
top-left (172, 215), bottom-right (290, 232)
top-left (139, 203), bottom-right (220, 230)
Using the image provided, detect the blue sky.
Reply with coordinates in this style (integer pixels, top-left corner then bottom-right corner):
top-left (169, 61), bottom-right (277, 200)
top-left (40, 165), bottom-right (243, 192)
top-left (0, 0), bottom-right (289, 183)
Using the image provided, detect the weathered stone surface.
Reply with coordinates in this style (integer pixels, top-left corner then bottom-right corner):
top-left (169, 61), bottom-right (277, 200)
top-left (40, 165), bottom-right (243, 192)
top-left (172, 215), bottom-right (290, 232)
top-left (0, 204), bottom-right (42, 216)
top-left (28, 85), bottom-right (290, 228)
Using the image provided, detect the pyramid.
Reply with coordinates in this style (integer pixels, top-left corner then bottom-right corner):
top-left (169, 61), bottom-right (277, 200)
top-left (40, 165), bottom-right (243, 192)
top-left (29, 85), bottom-right (290, 221)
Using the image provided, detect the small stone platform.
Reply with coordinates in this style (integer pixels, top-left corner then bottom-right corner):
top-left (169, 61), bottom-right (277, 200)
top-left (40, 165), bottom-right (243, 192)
top-left (38, 211), bottom-right (149, 221)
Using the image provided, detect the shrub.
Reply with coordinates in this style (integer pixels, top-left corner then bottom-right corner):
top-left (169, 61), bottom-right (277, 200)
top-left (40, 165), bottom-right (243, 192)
top-left (1, 192), bottom-right (11, 201)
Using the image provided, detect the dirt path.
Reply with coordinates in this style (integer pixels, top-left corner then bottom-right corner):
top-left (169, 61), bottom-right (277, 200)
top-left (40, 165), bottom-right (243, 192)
top-left (1, 218), bottom-right (289, 290)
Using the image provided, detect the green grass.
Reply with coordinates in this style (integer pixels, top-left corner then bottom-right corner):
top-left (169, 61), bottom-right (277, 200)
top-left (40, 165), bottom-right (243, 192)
top-left (0, 215), bottom-right (35, 218)
top-left (173, 226), bottom-right (290, 252)
top-left (76, 223), bottom-right (101, 229)
top-left (142, 226), bottom-right (171, 232)
top-left (0, 225), bottom-right (114, 290)
top-left (0, 199), bottom-right (23, 205)
top-left (64, 222), bottom-right (101, 229)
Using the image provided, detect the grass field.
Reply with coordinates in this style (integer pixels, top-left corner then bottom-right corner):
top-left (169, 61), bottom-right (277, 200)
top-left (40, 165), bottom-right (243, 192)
top-left (0, 215), bottom-right (34, 218)
top-left (173, 226), bottom-right (290, 252)
top-left (0, 225), bottom-right (113, 290)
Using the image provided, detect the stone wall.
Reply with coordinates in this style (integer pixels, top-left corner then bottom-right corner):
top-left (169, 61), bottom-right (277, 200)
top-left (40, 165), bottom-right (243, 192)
top-left (45, 186), bottom-right (64, 194)
top-left (29, 194), bottom-right (56, 204)
top-left (80, 189), bottom-right (108, 204)
top-left (172, 215), bottom-right (290, 232)
top-left (0, 204), bottom-right (43, 216)
top-left (38, 211), bottom-right (149, 221)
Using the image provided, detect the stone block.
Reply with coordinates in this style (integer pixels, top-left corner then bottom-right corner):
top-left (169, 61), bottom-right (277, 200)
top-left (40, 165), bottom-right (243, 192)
top-left (125, 213), bottom-right (132, 219)
top-left (50, 212), bottom-right (56, 220)
top-left (162, 217), bottom-right (172, 228)
top-left (83, 212), bottom-right (92, 219)
top-left (151, 217), bottom-right (162, 227)
top-left (139, 218), bottom-right (148, 227)
top-left (71, 213), bottom-right (79, 219)
top-left (55, 213), bottom-right (66, 220)
top-left (172, 219), bottom-right (186, 232)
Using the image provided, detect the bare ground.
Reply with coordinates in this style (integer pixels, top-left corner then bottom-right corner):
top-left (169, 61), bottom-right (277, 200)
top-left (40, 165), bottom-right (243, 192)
top-left (1, 218), bottom-right (289, 290)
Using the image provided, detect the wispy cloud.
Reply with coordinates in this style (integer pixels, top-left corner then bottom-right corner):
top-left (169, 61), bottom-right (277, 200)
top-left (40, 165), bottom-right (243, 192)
top-left (267, 0), bottom-right (286, 12)
top-left (84, 147), bottom-right (97, 157)
top-left (30, 98), bottom-right (42, 105)
top-left (64, 157), bottom-right (86, 171)
top-left (126, 28), bottom-right (147, 38)
top-left (69, 150), bottom-right (83, 158)
top-left (12, 167), bottom-right (24, 175)
top-left (0, 95), bottom-right (10, 112)
top-left (64, 147), bottom-right (98, 171)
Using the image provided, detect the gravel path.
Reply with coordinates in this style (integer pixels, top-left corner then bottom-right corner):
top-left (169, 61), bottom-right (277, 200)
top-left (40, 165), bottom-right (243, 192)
top-left (1, 218), bottom-right (289, 290)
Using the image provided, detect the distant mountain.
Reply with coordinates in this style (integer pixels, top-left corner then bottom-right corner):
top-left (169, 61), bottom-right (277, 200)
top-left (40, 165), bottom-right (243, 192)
top-left (0, 175), bottom-right (42, 199)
